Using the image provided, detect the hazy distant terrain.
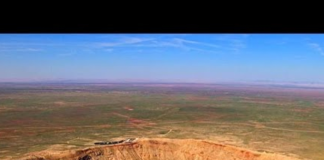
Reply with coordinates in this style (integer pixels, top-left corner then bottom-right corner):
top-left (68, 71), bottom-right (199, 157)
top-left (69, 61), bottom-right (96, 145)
top-left (1, 83), bottom-right (324, 160)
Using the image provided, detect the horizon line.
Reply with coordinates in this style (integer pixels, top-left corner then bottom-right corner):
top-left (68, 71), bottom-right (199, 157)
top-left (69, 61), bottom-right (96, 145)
top-left (0, 79), bottom-right (324, 85)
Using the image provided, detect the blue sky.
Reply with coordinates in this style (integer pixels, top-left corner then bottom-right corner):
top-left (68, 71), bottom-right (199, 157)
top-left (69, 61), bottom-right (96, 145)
top-left (0, 34), bottom-right (324, 83)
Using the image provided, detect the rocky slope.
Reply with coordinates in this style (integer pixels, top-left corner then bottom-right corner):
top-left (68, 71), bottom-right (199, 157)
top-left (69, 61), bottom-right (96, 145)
top-left (23, 138), bottom-right (301, 160)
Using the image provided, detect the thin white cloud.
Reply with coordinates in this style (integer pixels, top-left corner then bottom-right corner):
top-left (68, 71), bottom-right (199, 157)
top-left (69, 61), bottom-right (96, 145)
top-left (169, 39), bottom-right (221, 54)
top-left (104, 48), bottom-right (114, 52)
top-left (186, 47), bottom-right (221, 54)
top-left (24, 48), bottom-right (43, 51)
top-left (95, 37), bottom-right (220, 52)
top-left (57, 53), bottom-right (75, 57)
top-left (91, 35), bottom-right (247, 54)
top-left (131, 38), bottom-right (221, 53)
top-left (96, 37), bottom-right (154, 47)
top-left (265, 37), bottom-right (291, 45)
top-left (229, 39), bottom-right (246, 53)
top-left (123, 37), bottom-right (148, 43)
top-left (57, 49), bottom-right (77, 57)
top-left (0, 48), bottom-right (43, 52)
top-left (277, 41), bottom-right (287, 45)
top-left (151, 40), bottom-right (182, 48)
top-left (172, 38), bottom-right (220, 48)
top-left (96, 42), bottom-right (119, 47)
top-left (212, 35), bottom-right (248, 53)
top-left (308, 43), bottom-right (324, 56)
top-left (0, 42), bottom-right (69, 46)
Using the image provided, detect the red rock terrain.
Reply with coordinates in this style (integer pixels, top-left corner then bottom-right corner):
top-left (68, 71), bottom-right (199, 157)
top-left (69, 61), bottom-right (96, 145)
top-left (23, 138), bottom-right (300, 160)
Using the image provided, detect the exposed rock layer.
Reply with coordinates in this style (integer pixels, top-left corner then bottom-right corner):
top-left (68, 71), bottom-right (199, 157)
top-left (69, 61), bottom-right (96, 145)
top-left (24, 138), bottom-right (300, 160)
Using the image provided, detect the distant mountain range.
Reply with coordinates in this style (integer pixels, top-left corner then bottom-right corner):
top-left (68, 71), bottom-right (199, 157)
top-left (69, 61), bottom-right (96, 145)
top-left (1, 79), bottom-right (324, 89)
